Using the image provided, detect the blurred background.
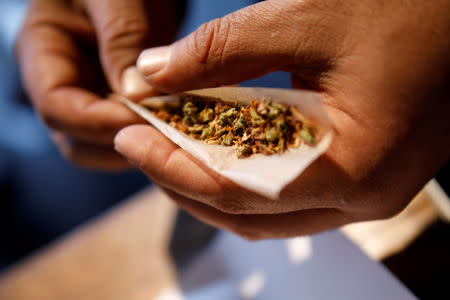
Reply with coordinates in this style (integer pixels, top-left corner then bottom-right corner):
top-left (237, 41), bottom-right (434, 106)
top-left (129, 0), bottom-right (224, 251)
top-left (0, 0), bottom-right (151, 271)
top-left (0, 0), bottom-right (282, 272)
top-left (0, 1), bottom-right (449, 299)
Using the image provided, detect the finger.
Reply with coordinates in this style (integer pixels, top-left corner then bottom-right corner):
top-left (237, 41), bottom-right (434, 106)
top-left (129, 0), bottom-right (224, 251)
top-left (39, 87), bottom-right (143, 143)
top-left (114, 125), bottom-right (343, 214)
top-left (114, 125), bottom-right (258, 213)
top-left (42, 93), bottom-right (147, 145)
top-left (82, 0), bottom-right (174, 98)
top-left (52, 132), bottom-right (132, 171)
top-left (17, 7), bottom-right (143, 138)
top-left (137, 0), bottom-right (342, 93)
top-left (165, 189), bottom-right (352, 240)
top-left (48, 124), bottom-right (121, 147)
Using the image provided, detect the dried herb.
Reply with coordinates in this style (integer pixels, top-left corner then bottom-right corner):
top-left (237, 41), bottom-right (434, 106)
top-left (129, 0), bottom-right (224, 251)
top-left (142, 96), bottom-right (317, 158)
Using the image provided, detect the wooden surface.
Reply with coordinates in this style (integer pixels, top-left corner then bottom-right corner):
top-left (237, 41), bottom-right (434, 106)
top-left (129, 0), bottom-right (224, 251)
top-left (0, 187), bottom-right (178, 300)
top-left (0, 181), bottom-right (445, 299)
top-left (342, 186), bottom-right (439, 260)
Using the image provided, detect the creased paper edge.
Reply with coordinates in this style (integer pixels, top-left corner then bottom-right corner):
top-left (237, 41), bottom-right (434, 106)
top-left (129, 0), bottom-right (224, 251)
top-left (118, 92), bottom-right (333, 199)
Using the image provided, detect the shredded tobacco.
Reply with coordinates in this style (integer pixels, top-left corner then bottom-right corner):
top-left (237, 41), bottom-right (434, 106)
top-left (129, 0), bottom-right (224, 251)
top-left (142, 96), bottom-right (317, 158)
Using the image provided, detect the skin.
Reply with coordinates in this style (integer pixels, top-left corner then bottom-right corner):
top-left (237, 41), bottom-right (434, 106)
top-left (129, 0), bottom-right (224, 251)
top-left (17, 0), bottom-right (450, 239)
top-left (16, 0), bottom-right (181, 170)
top-left (115, 0), bottom-right (450, 239)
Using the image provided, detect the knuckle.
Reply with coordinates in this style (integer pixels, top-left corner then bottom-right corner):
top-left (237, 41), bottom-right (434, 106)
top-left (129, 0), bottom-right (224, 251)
top-left (188, 17), bottom-right (233, 72)
top-left (56, 141), bottom-right (78, 163)
top-left (60, 147), bottom-right (75, 162)
top-left (63, 153), bottom-right (88, 169)
top-left (374, 202), bottom-right (405, 220)
top-left (55, 141), bottom-right (92, 169)
top-left (204, 178), bottom-right (260, 215)
top-left (35, 94), bottom-right (74, 131)
top-left (41, 115), bottom-right (60, 130)
top-left (231, 226), bottom-right (264, 241)
top-left (204, 182), bottom-right (252, 214)
top-left (359, 193), bottom-right (409, 221)
top-left (100, 15), bottom-right (150, 52)
top-left (37, 104), bottom-right (62, 130)
top-left (211, 198), bottom-right (248, 215)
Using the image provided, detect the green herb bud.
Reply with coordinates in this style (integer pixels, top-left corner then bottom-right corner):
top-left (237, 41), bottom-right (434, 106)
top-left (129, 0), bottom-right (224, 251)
top-left (266, 127), bottom-right (279, 143)
top-left (188, 123), bottom-right (204, 133)
top-left (276, 119), bottom-right (288, 134)
top-left (267, 105), bottom-right (281, 119)
top-left (199, 108), bottom-right (214, 123)
top-left (182, 102), bottom-right (198, 125)
top-left (200, 127), bottom-right (214, 139)
top-left (273, 102), bottom-right (287, 113)
top-left (250, 108), bottom-right (264, 125)
top-left (221, 134), bottom-right (233, 146)
top-left (300, 128), bottom-right (315, 145)
top-left (233, 113), bottom-right (246, 130)
top-left (237, 144), bottom-right (252, 158)
top-left (218, 108), bottom-right (237, 125)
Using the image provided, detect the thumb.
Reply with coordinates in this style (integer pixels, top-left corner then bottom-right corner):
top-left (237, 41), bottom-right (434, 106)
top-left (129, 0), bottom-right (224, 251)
top-left (137, 0), bottom-right (338, 93)
top-left (83, 0), bottom-right (158, 98)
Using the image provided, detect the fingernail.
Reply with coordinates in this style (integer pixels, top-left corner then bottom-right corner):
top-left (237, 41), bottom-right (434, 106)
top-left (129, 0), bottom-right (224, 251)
top-left (114, 125), bottom-right (148, 166)
top-left (115, 127), bottom-right (135, 154)
top-left (137, 45), bottom-right (172, 78)
top-left (121, 66), bottom-right (156, 98)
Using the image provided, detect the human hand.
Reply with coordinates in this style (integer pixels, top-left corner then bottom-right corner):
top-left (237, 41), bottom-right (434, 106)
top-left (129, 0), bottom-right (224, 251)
top-left (115, 0), bottom-right (450, 239)
top-left (16, 0), bottom-right (181, 170)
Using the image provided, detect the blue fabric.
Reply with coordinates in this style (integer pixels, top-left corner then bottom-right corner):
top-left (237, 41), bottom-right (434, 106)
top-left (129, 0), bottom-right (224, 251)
top-left (0, 0), bottom-right (149, 268)
top-left (0, 0), bottom-right (291, 270)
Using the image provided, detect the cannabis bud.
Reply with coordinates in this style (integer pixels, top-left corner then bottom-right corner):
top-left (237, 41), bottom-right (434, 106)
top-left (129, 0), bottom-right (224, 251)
top-left (142, 96), bottom-right (317, 158)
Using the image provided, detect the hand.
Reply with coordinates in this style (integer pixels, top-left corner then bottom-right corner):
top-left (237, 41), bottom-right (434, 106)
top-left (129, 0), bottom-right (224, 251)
top-left (115, 0), bottom-right (450, 239)
top-left (16, 0), bottom-right (181, 170)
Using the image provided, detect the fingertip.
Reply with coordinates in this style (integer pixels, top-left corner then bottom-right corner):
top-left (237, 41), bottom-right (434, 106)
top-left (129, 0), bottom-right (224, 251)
top-left (121, 66), bottom-right (160, 100)
top-left (114, 124), bottom-right (152, 158)
top-left (51, 131), bottom-right (132, 171)
top-left (137, 45), bottom-right (172, 80)
top-left (114, 124), bottom-right (225, 202)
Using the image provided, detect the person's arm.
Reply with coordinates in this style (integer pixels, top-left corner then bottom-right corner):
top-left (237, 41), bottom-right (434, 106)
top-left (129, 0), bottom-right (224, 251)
top-left (16, 0), bottom-right (184, 170)
top-left (115, 0), bottom-right (450, 239)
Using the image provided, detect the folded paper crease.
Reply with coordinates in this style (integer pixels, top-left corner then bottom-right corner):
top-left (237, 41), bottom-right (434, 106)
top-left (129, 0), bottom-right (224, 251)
top-left (119, 87), bottom-right (333, 199)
